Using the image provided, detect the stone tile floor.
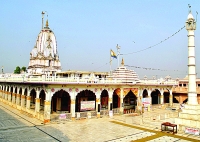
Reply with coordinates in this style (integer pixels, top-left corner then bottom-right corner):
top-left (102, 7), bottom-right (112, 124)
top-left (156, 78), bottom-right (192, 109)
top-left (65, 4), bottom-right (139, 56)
top-left (0, 101), bottom-right (200, 142)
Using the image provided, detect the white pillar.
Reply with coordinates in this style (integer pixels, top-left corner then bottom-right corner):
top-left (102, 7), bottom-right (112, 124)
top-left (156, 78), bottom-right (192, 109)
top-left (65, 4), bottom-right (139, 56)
top-left (160, 89), bottom-right (164, 104)
top-left (26, 90), bottom-right (31, 109)
top-left (4, 86), bottom-right (8, 100)
top-left (21, 88), bottom-right (25, 107)
top-left (16, 89), bottom-right (20, 105)
top-left (108, 90), bottom-right (113, 111)
top-left (70, 89), bottom-right (76, 120)
top-left (147, 89), bottom-right (152, 104)
top-left (96, 89), bottom-right (101, 118)
top-left (169, 90), bottom-right (173, 106)
top-left (186, 12), bottom-right (198, 105)
top-left (8, 87), bottom-right (11, 102)
top-left (119, 88), bottom-right (124, 114)
top-left (35, 90), bottom-right (40, 112)
top-left (44, 89), bottom-right (51, 123)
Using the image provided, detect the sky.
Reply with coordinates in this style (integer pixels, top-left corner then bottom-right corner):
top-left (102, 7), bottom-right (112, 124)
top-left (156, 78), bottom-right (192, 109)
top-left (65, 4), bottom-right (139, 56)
top-left (0, 0), bottom-right (200, 79)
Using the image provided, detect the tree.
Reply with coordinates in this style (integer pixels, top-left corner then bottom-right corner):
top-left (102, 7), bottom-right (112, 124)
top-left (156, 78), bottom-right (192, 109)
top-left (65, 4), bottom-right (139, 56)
top-left (21, 66), bottom-right (26, 72)
top-left (14, 66), bottom-right (21, 74)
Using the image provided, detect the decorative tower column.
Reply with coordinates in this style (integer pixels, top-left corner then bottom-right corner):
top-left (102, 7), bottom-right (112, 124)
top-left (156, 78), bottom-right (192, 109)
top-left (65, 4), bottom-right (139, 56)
top-left (186, 11), bottom-right (198, 105)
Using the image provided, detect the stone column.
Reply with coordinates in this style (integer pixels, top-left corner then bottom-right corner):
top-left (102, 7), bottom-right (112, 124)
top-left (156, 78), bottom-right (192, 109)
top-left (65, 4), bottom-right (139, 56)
top-left (4, 86), bottom-right (8, 100)
top-left (16, 94), bottom-right (21, 105)
top-left (96, 89), bottom-right (101, 118)
top-left (26, 96), bottom-right (31, 109)
top-left (4, 88), bottom-right (7, 99)
top-left (147, 89), bottom-right (152, 104)
top-left (160, 89), bottom-right (164, 104)
top-left (35, 90), bottom-right (40, 112)
top-left (119, 88), bottom-right (124, 114)
top-left (44, 100), bottom-right (51, 123)
top-left (8, 87), bottom-right (11, 102)
top-left (108, 90), bottom-right (113, 111)
top-left (138, 88), bottom-right (143, 112)
top-left (147, 89), bottom-right (152, 111)
top-left (70, 89), bottom-right (76, 120)
top-left (20, 88), bottom-right (25, 107)
top-left (186, 12), bottom-right (198, 105)
top-left (8, 92), bottom-right (11, 102)
top-left (71, 99), bottom-right (76, 120)
top-left (35, 98), bottom-right (40, 112)
top-left (96, 97), bottom-right (100, 118)
top-left (169, 90), bottom-right (173, 106)
top-left (12, 93), bottom-right (16, 104)
top-left (21, 95), bottom-right (26, 107)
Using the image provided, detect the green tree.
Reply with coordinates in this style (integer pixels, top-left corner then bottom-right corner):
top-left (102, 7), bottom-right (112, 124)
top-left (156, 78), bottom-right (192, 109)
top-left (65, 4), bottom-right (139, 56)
top-left (14, 66), bottom-right (21, 74)
top-left (21, 66), bottom-right (26, 72)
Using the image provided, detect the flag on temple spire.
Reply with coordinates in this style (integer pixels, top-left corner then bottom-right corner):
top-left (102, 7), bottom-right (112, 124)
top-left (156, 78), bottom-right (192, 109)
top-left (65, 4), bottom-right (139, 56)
top-left (110, 49), bottom-right (117, 59)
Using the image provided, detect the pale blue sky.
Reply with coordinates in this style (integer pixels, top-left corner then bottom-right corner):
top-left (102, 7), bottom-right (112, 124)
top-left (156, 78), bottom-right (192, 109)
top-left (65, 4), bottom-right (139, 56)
top-left (0, 0), bottom-right (200, 79)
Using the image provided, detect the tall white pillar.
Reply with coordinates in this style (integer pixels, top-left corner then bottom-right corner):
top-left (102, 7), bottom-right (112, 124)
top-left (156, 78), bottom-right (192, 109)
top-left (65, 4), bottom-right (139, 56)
top-left (186, 11), bottom-right (198, 105)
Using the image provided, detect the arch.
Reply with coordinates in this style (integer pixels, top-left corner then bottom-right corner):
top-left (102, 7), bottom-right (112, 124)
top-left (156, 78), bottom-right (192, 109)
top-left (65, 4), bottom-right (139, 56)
top-left (183, 98), bottom-right (188, 103)
top-left (142, 89), bottom-right (148, 98)
top-left (30, 89), bottom-right (36, 109)
top-left (51, 89), bottom-right (71, 114)
top-left (14, 87), bottom-right (17, 93)
top-left (112, 89), bottom-right (120, 109)
top-left (75, 89), bottom-right (96, 112)
top-left (123, 90), bottom-right (137, 112)
top-left (7, 86), bottom-right (9, 92)
top-left (100, 90), bottom-right (108, 110)
top-left (164, 89), bottom-right (170, 103)
top-left (19, 87), bottom-right (22, 105)
top-left (151, 89), bottom-right (161, 104)
top-left (24, 88), bottom-right (28, 107)
top-left (10, 86), bottom-right (13, 101)
top-left (39, 90), bottom-right (46, 111)
top-left (164, 89), bottom-right (179, 104)
top-left (197, 94), bottom-right (200, 104)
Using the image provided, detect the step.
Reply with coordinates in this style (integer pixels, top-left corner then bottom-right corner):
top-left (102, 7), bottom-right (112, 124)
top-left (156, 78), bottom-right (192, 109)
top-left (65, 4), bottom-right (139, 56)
top-left (182, 108), bottom-right (200, 114)
top-left (184, 104), bottom-right (200, 110)
top-left (178, 112), bottom-right (200, 121)
top-left (175, 117), bottom-right (200, 128)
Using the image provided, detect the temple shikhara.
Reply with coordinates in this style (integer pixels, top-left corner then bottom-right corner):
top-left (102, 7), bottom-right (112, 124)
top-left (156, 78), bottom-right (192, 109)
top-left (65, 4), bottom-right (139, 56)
top-left (0, 10), bottom-right (200, 135)
top-left (28, 14), bottom-right (61, 75)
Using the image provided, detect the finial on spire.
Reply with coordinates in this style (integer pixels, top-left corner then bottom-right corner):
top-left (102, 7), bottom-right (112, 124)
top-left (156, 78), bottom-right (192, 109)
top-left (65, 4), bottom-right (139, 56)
top-left (41, 11), bottom-right (45, 29)
top-left (46, 19), bottom-right (49, 27)
top-left (188, 4), bottom-right (191, 13)
top-left (121, 58), bottom-right (124, 66)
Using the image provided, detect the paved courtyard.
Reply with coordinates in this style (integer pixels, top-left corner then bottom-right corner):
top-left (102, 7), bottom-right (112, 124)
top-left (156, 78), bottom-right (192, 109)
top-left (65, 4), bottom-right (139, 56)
top-left (0, 102), bottom-right (200, 142)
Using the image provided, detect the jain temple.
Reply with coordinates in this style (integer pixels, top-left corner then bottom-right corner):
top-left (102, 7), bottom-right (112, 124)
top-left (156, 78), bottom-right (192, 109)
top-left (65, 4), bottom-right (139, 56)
top-left (0, 10), bottom-right (200, 134)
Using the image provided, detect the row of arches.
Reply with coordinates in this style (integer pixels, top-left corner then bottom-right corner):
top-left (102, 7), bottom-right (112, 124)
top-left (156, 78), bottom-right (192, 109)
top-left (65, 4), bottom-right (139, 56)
top-left (0, 85), bottom-right (179, 115)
